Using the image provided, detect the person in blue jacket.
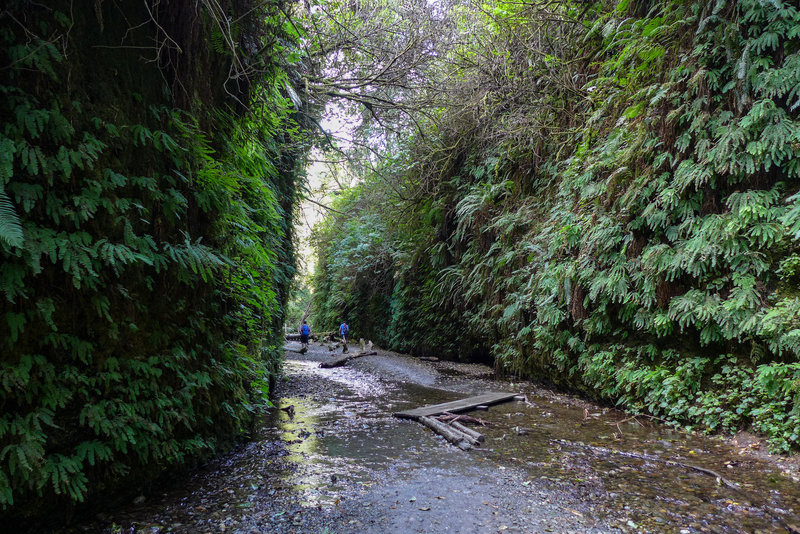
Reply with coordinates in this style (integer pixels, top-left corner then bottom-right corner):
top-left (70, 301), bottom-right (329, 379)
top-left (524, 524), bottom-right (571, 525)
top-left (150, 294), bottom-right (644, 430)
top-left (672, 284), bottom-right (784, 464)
top-left (339, 321), bottom-right (349, 352)
top-left (299, 320), bottom-right (310, 352)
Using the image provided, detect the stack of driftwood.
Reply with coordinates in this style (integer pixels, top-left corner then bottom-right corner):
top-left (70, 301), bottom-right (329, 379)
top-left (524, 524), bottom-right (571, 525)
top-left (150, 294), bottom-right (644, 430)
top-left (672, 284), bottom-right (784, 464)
top-left (418, 413), bottom-right (486, 450)
top-left (393, 392), bottom-right (519, 450)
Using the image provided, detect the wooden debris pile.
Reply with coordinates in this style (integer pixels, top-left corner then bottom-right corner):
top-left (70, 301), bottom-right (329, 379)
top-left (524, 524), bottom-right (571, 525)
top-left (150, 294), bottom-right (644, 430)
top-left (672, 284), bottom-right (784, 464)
top-left (319, 351), bottom-right (378, 368)
top-left (393, 392), bottom-right (518, 451)
top-left (418, 412), bottom-right (488, 450)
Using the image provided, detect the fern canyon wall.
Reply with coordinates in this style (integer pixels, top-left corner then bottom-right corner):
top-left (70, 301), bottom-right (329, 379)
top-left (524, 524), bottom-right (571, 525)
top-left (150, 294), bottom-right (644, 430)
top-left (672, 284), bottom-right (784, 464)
top-left (1, 1), bottom-right (308, 521)
top-left (311, 0), bottom-right (800, 453)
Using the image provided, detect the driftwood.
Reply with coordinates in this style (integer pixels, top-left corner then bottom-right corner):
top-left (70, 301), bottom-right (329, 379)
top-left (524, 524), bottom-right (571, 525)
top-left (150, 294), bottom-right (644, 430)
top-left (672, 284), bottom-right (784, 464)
top-left (433, 412), bottom-right (486, 442)
top-left (419, 416), bottom-right (474, 450)
top-left (286, 333), bottom-right (324, 342)
top-left (287, 331), bottom-right (337, 342)
top-left (419, 356), bottom-right (439, 362)
top-left (321, 331), bottom-right (339, 343)
top-left (319, 351), bottom-right (377, 368)
top-left (449, 420), bottom-right (485, 443)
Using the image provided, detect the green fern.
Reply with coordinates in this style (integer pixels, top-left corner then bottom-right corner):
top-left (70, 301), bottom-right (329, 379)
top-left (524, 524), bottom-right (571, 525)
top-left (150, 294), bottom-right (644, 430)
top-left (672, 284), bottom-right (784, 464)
top-left (0, 191), bottom-right (23, 248)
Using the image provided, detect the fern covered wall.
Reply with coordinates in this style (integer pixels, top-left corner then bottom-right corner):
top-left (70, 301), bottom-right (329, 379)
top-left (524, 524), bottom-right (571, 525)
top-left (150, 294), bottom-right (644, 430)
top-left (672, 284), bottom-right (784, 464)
top-left (312, 0), bottom-right (800, 451)
top-left (0, 0), bottom-right (307, 520)
top-left (311, 188), bottom-right (396, 345)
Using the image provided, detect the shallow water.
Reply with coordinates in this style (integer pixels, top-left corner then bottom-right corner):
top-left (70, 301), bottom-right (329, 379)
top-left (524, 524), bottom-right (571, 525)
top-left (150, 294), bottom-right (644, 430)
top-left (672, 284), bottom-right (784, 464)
top-left (59, 347), bottom-right (800, 534)
top-left (472, 395), bottom-right (800, 533)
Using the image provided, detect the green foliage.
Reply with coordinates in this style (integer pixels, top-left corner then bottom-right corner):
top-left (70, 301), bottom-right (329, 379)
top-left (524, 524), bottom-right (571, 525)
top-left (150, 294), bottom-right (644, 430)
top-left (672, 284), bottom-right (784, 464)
top-left (312, 0), bottom-right (800, 451)
top-left (1, 0), bottom-right (306, 519)
top-left (284, 284), bottom-right (311, 331)
top-left (312, 190), bottom-right (396, 345)
top-left (0, 190), bottom-right (24, 248)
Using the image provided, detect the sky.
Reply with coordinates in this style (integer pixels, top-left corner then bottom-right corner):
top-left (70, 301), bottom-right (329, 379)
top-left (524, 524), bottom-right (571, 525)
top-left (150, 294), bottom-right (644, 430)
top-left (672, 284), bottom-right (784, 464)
top-left (293, 104), bottom-right (362, 279)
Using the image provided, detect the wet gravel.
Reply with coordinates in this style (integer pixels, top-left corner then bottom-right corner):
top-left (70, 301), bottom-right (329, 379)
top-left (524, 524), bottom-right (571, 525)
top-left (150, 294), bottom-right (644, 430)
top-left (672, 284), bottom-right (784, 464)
top-left (55, 342), bottom-right (800, 534)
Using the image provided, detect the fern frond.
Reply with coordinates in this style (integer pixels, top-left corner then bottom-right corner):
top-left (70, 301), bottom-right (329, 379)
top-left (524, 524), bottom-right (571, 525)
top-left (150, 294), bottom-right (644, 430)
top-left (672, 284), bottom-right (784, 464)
top-left (0, 190), bottom-right (23, 248)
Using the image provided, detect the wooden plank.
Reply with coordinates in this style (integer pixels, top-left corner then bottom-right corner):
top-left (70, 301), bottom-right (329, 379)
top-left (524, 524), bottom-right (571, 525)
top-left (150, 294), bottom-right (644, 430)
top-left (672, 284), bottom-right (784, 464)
top-left (394, 392), bottom-right (518, 420)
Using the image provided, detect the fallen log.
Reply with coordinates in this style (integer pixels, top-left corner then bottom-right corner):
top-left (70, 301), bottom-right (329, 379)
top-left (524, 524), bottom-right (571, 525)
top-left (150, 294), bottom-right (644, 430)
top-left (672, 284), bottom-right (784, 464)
top-left (448, 420), bottom-right (484, 443)
top-left (319, 351), bottom-right (377, 368)
top-left (419, 416), bottom-right (474, 450)
top-left (286, 329), bottom-right (335, 339)
top-left (286, 333), bottom-right (323, 342)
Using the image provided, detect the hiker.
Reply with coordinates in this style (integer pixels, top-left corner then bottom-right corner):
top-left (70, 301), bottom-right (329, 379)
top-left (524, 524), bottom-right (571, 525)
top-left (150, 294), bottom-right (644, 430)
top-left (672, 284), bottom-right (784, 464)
top-left (299, 320), bottom-right (310, 352)
top-left (339, 321), bottom-right (349, 352)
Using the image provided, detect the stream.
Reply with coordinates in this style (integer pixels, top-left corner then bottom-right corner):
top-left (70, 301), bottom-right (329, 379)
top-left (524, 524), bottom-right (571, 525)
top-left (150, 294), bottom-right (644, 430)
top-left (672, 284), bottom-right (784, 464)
top-left (61, 343), bottom-right (800, 534)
